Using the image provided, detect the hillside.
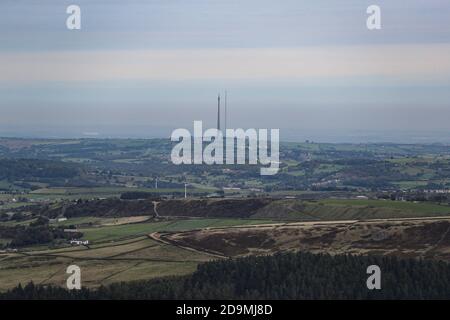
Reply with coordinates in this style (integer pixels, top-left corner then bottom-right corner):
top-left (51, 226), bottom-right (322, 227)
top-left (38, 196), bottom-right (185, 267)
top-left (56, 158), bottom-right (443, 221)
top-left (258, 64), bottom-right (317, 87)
top-left (2, 251), bottom-right (450, 299)
top-left (33, 198), bottom-right (450, 221)
top-left (252, 199), bottom-right (450, 220)
top-left (162, 218), bottom-right (450, 261)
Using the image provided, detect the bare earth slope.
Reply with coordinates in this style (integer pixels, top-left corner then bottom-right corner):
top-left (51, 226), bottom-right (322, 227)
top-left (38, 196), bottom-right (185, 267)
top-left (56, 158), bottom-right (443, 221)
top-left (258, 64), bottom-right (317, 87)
top-left (159, 217), bottom-right (450, 261)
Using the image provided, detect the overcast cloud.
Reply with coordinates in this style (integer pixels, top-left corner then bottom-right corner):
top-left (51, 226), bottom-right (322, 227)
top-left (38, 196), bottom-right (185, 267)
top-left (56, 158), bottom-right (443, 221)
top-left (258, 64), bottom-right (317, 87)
top-left (0, 0), bottom-right (449, 142)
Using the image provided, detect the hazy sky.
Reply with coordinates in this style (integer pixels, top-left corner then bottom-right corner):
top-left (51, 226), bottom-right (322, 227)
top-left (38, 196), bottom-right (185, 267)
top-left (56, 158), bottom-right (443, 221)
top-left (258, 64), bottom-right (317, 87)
top-left (1, 0), bottom-right (450, 142)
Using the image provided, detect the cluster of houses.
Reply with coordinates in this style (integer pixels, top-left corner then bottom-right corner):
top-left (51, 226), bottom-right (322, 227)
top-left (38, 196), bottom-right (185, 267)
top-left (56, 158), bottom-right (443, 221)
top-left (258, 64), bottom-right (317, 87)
top-left (423, 189), bottom-right (450, 194)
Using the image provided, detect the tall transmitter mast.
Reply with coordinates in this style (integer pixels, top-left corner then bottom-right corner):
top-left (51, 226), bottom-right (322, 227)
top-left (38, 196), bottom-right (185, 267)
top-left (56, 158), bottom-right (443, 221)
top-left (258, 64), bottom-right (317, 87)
top-left (217, 94), bottom-right (221, 131)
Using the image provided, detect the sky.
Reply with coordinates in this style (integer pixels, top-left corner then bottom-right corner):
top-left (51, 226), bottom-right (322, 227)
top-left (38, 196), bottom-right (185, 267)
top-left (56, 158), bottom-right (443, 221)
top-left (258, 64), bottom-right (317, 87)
top-left (0, 0), bottom-right (450, 142)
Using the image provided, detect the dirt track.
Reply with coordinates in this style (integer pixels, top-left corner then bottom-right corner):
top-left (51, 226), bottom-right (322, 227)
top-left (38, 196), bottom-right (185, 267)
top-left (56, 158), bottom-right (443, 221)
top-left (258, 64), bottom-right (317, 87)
top-left (148, 232), bottom-right (226, 259)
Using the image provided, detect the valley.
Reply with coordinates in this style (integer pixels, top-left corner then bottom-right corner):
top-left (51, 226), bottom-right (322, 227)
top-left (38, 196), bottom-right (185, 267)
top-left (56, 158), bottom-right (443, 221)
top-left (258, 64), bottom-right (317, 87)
top-left (1, 137), bottom-right (450, 293)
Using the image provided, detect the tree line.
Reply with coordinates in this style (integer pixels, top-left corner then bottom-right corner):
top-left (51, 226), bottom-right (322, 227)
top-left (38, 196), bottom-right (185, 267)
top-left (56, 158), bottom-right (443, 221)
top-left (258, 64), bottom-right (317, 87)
top-left (1, 251), bottom-right (449, 299)
top-left (0, 219), bottom-right (82, 248)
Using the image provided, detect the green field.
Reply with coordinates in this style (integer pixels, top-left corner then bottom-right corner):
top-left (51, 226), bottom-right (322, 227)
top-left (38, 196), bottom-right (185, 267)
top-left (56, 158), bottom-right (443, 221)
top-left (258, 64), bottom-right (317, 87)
top-left (30, 186), bottom-right (215, 196)
top-left (0, 236), bottom-right (210, 291)
top-left (0, 217), bottom-right (277, 292)
top-left (2, 199), bottom-right (450, 292)
top-left (79, 218), bottom-right (276, 243)
top-left (53, 216), bottom-right (105, 226)
top-left (0, 185), bottom-right (219, 210)
top-left (319, 199), bottom-right (450, 214)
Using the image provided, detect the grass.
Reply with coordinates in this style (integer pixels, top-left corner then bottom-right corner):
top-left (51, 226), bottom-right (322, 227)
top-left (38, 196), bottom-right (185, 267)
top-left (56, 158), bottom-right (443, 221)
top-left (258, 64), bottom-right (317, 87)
top-left (79, 221), bottom-right (172, 243)
top-left (2, 218), bottom-right (37, 227)
top-left (158, 218), bottom-right (276, 232)
top-left (252, 198), bottom-right (450, 221)
top-left (79, 218), bottom-right (276, 243)
top-left (392, 181), bottom-right (430, 189)
top-left (30, 186), bottom-right (215, 195)
top-left (0, 239), bottom-right (11, 246)
top-left (0, 234), bottom-right (212, 291)
top-left (2, 197), bottom-right (449, 292)
top-left (319, 199), bottom-right (450, 214)
top-left (297, 199), bottom-right (450, 221)
top-left (53, 216), bottom-right (110, 227)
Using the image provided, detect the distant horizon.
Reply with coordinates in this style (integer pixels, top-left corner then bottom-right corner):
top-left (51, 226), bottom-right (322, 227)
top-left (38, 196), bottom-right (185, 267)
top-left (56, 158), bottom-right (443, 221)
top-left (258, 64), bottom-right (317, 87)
top-left (1, 1), bottom-right (450, 137)
top-left (1, 127), bottom-right (450, 145)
